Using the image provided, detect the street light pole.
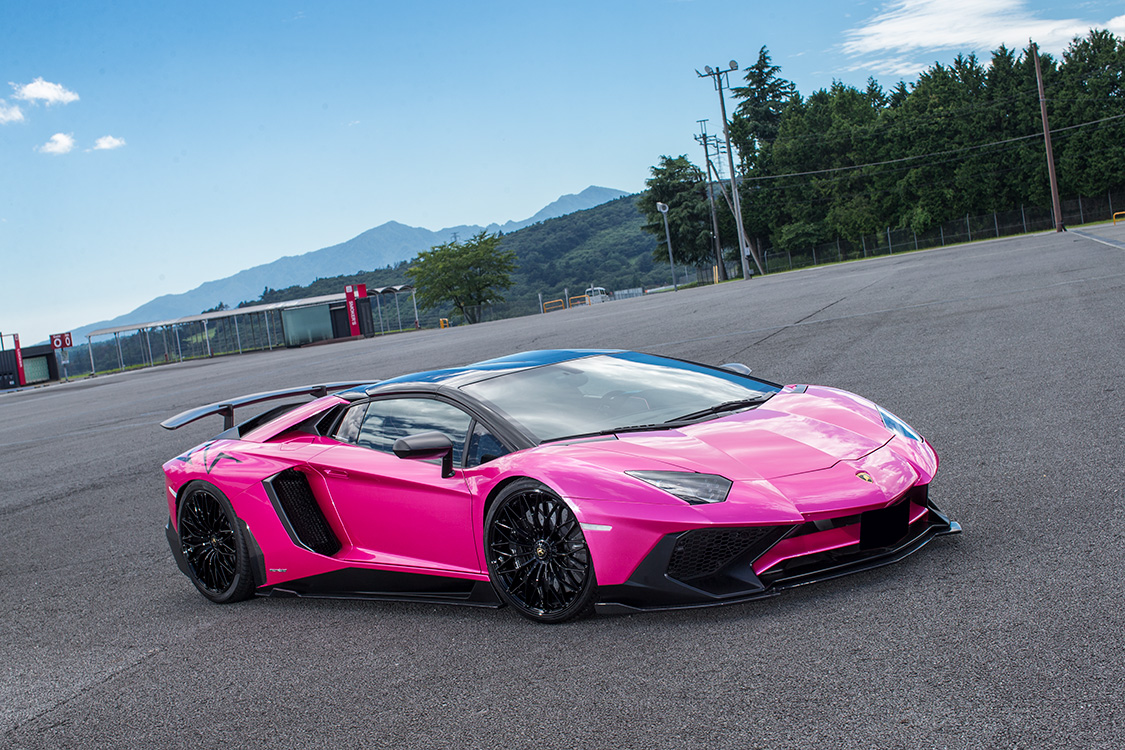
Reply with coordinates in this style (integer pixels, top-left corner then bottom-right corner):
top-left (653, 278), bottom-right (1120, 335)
top-left (697, 61), bottom-right (764, 279)
top-left (656, 202), bottom-right (678, 291)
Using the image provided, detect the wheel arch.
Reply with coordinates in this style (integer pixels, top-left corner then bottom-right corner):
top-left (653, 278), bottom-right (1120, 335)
top-left (173, 478), bottom-right (266, 591)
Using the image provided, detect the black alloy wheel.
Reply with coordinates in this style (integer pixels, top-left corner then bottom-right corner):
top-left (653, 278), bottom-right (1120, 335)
top-left (177, 481), bottom-right (254, 603)
top-left (485, 479), bottom-right (596, 623)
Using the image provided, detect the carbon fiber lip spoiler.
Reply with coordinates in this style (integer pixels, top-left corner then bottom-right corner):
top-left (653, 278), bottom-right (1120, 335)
top-left (160, 382), bottom-right (372, 431)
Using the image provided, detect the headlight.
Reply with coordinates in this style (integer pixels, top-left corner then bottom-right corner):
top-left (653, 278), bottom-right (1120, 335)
top-left (626, 471), bottom-right (732, 505)
top-left (878, 406), bottom-right (922, 441)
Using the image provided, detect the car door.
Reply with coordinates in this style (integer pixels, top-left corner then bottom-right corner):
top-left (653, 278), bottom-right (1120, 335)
top-left (313, 396), bottom-right (481, 575)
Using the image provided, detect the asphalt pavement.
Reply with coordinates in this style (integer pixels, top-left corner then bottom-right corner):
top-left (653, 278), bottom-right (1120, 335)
top-left (2, 225), bottom-right (1123, 749)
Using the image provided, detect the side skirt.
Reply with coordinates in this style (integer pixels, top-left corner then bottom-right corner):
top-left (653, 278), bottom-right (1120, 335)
top-left (257, 567), bottom-right (503, 609)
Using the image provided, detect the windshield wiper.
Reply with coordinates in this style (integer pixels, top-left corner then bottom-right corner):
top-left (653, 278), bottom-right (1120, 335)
top-left (541, 421), bottom-right (690, 444)
top-left (672, 395), bottom-right (773, 422)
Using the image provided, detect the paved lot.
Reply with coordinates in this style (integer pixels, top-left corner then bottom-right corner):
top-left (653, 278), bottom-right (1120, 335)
top-left (2, 226), bottom-right (1123, 749)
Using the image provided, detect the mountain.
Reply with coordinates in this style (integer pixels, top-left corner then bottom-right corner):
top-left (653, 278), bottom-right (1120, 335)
top-left (71, 186), bottom-right (627, 340)
top-left (232, 194), bottom-right (668, 322)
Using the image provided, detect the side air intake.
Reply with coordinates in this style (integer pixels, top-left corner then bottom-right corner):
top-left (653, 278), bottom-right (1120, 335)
top-left (266, 469), bottom-right (341, 556)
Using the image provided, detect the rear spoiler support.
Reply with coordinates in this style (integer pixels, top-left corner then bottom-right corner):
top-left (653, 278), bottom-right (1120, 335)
top-left (160, 382), bottom-right (371, 431)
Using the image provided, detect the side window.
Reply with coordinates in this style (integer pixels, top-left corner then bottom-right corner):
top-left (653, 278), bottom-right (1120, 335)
top-left (465, 422), bottom-right (511, 468)
top-left (333, 403), bottom-right (368, 444)
top-left (355, 398), bottom-right (472, 466)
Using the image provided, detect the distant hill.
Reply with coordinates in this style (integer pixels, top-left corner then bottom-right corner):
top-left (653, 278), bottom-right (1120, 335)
top-left (233, 194), bottom-right (668, 323)
top-left (70, 186), bottom-right (627, 339)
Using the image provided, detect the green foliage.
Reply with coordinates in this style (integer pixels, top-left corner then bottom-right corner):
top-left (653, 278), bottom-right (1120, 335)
top-left (496, 195), bottom-right (671, 315)
top-left (730, 46), bottom-right (797, 172)
top-left (682, 32), bottom-right (1125, 257)
top-left (638, 156), bottom-right (717, 269)
top-left (407, 231), bottom-right (516, 324)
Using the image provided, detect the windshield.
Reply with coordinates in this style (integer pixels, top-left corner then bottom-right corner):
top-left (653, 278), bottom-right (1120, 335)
top-left (459, 352), bottom-right (780, 442)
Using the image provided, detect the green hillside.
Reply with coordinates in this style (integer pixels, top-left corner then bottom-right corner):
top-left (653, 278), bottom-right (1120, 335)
top-left (238, 194), bottom-right (670, 322)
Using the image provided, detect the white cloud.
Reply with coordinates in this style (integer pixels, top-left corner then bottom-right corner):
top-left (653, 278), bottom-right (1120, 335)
top-left (37, 133), bottom-right (76, 155)
top-left (92, 135), bottom-right (126, 150)
top-left (0, 99), bottom-right (23, 123)
top-left (842, 0), bottom-right (1117, 76)
top-left (11, 77), bottom-right (79, 105)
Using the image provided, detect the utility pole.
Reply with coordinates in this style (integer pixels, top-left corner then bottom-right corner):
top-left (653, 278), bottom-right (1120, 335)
top-left (697, 61), bottom-right (764, 278)
top-left (695, 120), bottom-right (727, 281)
top-left (656, 202), bottom-right (678, 291)
top-left (1031, 41), bottom-right (1064, 232)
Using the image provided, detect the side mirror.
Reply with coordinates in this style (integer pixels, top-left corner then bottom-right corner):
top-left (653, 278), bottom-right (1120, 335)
top-left (393, 431), bottom-right (455, 478)
top-left (720, 362), bottom-right (752, 376)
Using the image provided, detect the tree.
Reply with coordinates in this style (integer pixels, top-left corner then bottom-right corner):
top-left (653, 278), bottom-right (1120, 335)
top-left (730, 46), bottom-right (797, 172)
top-left (407, 231), bottom-right (516, 324)
top-left (638, 155), bottom-right (715, 270)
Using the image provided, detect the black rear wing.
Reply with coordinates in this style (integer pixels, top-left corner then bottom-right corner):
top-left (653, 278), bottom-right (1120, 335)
top-left (160, 382), bottom-right (371, 431)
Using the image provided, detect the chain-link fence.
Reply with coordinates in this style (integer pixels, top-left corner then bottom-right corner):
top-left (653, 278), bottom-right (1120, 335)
top-left (76, 290), bottom-right (427, 377)
top-left (761, 192), bottom-right (1114, 273)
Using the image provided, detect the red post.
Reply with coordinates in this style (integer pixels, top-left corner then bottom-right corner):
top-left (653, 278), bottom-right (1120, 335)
top-left (344, 286), bottom-right (360, 337)
top-left (13, 333), bottom-right (25, 386)
top-left (344, 285), bottom-right (368, 337)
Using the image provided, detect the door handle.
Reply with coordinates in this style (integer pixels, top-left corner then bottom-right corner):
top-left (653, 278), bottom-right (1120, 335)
top-left (324, 468), bottom-right (349, 478)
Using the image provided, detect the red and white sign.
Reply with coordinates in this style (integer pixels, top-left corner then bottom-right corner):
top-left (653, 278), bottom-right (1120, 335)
top-left (50, 332), bottom-right (73, 350)
top-left (13, 333), bottom-right (25, 386)
top-left (344, 285), bottom-right (368, 337)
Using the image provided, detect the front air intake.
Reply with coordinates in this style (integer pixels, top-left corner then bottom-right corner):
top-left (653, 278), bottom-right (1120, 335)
top-left (667, 526), bottom-right (780, 582)
top-left (266, 469), bottom-right (341, 556)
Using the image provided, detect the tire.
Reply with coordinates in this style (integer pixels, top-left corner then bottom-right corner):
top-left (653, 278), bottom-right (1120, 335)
top-left (485, 479), bottom-right (596, 623)
top-left (176, 480), bottom-right (255, 603)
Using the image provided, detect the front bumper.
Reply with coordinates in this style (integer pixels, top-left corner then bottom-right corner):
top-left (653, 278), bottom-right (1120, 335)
top-left (595, 487), bottom-right (960, 613)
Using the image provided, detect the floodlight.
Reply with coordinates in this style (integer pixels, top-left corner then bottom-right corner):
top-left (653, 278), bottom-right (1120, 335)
top-left (730, 60), bottom-right (738, 70)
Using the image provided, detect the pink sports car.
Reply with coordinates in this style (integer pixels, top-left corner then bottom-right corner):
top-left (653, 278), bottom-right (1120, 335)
top-left (161, 350), bottom-right (960, 623)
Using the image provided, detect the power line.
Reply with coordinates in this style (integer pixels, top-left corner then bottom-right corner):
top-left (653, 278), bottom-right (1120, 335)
top-left (745, 112), bottom-right (1125, 183)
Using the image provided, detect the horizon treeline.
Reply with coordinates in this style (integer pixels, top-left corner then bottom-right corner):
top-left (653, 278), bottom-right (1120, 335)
top-left (640, 30), bottom-right (1125, 264)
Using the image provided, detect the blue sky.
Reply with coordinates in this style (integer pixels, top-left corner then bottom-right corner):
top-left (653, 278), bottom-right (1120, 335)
top-left (2, 0), bottom-right (1123, 343)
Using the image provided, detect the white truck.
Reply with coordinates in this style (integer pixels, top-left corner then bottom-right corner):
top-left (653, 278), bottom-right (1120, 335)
top-left (585, 286), bottom-right (611, 304)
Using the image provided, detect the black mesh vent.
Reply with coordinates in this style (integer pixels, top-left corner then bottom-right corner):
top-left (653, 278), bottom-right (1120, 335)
top-left (269, 469), bottom-right (341, 556)
top-left (667, 527), bottom-right (777, 581)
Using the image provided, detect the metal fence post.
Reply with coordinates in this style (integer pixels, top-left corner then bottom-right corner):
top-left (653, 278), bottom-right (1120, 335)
top-left (837, 238), bottom-right (842, 261)
top-left (1021, 204), bottom-right (1027, 233)
top-left (994, 212), bottom-right (1000, 237)
top-left (1078, 196), bottom-right (1084, 224)
top-left (940, 226), bottom-right (945, 246)
top-left (862, 235), bottom-right (868, 257)
top-left (887, 226), bottom-right (893, 254)
top-left (913, 229), bottom-right (918, 250)
top-left (966, 214), bottom-right (971, 242)
top-left (787, 249), bottom-right (792, 269)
